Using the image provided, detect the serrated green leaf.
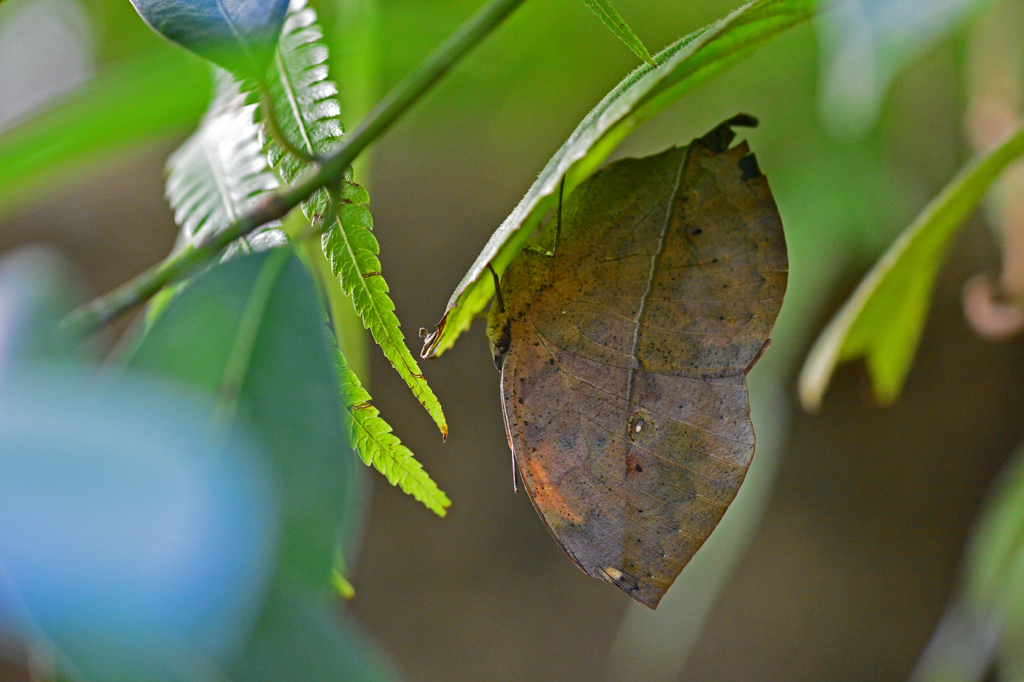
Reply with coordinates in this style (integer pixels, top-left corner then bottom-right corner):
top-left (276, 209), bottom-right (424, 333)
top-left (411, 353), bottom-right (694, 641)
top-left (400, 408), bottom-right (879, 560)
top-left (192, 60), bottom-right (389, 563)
top-left (320, 206), bottom-right (446, 437)
top-left (582, 0), bottom-right (656, 66)
top-left (257, 0), bottom-right (344, 183)
top-left (165, 68), bottom-right (286, 255)
top-left (255, 0), bottom-right (447, 437)
top-left (336, 350), bottom-right (450, 517)
top-left (422, 0), bottom-right (816, 359)
top-left (343, 182), bottom-right (371, 205)
top-left (799, 122), bottom-right (1024, 411)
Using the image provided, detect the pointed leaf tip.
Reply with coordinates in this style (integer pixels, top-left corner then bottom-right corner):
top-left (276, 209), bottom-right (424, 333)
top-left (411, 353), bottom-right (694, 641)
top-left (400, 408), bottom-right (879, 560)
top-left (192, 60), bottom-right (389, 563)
top-left (583, 0), bottom-right (657, 66)
top-left (798, 121), bottom-right (1024, 410)
top-left (337, 352), bottom-right (451, 516)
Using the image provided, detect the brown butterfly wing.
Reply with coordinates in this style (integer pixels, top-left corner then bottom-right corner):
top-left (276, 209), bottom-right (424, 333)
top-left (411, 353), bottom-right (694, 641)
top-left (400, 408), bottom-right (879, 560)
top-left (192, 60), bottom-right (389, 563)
top-left (498, 120), bottom-right (787, 609)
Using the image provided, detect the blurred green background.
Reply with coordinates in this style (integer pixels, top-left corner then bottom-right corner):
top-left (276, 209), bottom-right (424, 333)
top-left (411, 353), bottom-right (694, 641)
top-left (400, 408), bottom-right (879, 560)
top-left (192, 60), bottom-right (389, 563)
top-left (2, 0), bottom-right (1023, 679)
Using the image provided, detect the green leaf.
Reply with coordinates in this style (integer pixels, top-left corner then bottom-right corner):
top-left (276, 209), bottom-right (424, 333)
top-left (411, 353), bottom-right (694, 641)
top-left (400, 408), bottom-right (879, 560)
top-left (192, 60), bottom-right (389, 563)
top-left (0, 45), bottom-right (210, 213)
top-left (128, 0), bottom-right (289, 79)
top-left (421, 0), bottom-right (815, 359)
top-left (332, 568), bottom-right (356, 599)
top-left (320, 203), bottom-right (448, 437)
top-left (969, 446), bottom-right (1024, 681)
top-left (126, 248), bottom-right (386, 679)
top-left (336, 349), bottom-right (450, 517)
top-left (582, 0), bottom-right (656, 66)
top-left (257, 0), bottom-right (447, 437)
top-left (257, 0), bottom-right (345, 185)
top-left (165, 68), bottom-right (285, 254)
top-left (127, 248), bottom-right (356, 592)
top-left (964, 445), bottom-right (1024, 612)
top-left (798, 123), bottom-right (1024, 410)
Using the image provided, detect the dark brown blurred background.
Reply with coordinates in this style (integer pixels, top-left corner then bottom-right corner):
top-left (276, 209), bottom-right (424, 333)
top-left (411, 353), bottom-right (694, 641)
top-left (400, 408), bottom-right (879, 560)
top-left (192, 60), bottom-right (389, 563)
top-left (3, 0), bottom-right (1024, 679)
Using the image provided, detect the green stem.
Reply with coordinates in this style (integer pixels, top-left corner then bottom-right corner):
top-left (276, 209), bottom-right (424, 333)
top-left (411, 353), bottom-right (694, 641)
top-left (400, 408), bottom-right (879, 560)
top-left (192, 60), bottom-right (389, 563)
top-left (62, 0), bottom-right (529, 336)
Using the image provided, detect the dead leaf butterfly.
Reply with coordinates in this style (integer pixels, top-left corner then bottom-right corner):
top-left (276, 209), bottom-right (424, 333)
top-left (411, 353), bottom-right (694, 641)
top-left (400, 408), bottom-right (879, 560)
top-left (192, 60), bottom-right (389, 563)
top-left (486, 115), bottom-right (787, 608)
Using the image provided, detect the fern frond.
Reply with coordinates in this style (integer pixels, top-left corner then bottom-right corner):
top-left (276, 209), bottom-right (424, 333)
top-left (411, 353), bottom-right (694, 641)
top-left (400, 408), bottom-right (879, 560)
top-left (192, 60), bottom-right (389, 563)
top-left (165, 69), bottom-right (285, 255)
top-left (255, 0), bottom-right (448, 437)
top-left (336, 349), bottom-right (451, 517)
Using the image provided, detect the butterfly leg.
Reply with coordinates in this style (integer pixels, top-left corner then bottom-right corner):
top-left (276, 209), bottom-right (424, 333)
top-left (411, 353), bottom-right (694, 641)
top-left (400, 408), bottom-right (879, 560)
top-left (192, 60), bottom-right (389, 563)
top-left (500, 345), bottom-right (521, 493)
top-left (551, 175), bottom-right (564, 256)
top-left (525, 176), bottom-right (566, 258)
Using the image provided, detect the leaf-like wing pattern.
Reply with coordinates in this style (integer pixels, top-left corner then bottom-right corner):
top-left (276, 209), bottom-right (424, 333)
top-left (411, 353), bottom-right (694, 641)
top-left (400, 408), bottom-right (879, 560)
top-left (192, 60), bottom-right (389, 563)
top-left (489, 120), bottom-right (787, 608)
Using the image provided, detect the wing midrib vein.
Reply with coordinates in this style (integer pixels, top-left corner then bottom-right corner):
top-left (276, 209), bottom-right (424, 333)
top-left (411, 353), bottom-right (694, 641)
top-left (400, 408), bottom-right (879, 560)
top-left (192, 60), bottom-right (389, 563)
top-left (626, 150), bottom-right (690, 405)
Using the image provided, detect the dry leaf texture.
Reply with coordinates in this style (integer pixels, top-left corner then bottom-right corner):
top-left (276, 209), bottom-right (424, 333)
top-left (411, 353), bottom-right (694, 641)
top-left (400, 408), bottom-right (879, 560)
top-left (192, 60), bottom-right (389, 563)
top-left (487, 116), bottom-right (787, 608)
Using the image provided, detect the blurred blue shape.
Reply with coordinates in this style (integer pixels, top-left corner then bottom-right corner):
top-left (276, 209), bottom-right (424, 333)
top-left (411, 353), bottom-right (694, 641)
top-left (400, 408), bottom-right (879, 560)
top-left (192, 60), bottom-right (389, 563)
top-left (128, 0), bottom-right (289, 79)
top-left (0, 364), bottom-right (279, 681)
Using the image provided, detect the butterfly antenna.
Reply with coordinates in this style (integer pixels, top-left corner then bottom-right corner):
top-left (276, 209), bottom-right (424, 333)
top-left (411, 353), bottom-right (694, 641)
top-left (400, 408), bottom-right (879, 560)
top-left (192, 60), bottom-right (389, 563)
top-left (487, 263), bottom-right (505, 313)
top-left (553, 176), bottom-right (565, 255)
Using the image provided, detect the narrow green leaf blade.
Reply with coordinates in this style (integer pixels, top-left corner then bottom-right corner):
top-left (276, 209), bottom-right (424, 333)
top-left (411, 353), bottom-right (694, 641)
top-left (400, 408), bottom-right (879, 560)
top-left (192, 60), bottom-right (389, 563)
top-left (582, 0), bottom-right (656, 66)
top-left (422, 0), bottom-right (816, 359)
top-left (799, 122), bottom-right (1024, 410)
top-left (0, 46), bottom-right (210, 213)
top-left (965, 444), bottom-right (1024, 610)
top-left (337, 349), bottom-right (450, 517)
top-left (127, 248), bottom-right (356, 592)
top-left (258, 0), bottom-right (447, 437)
top-left (966, 442), bottom-right (1024, 680)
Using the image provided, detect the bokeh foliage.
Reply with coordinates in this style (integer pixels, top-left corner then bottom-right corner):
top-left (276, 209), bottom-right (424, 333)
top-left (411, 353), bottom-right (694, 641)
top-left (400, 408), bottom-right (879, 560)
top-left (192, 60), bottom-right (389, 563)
top-left (2, 0), bottom-right (1024, 679)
